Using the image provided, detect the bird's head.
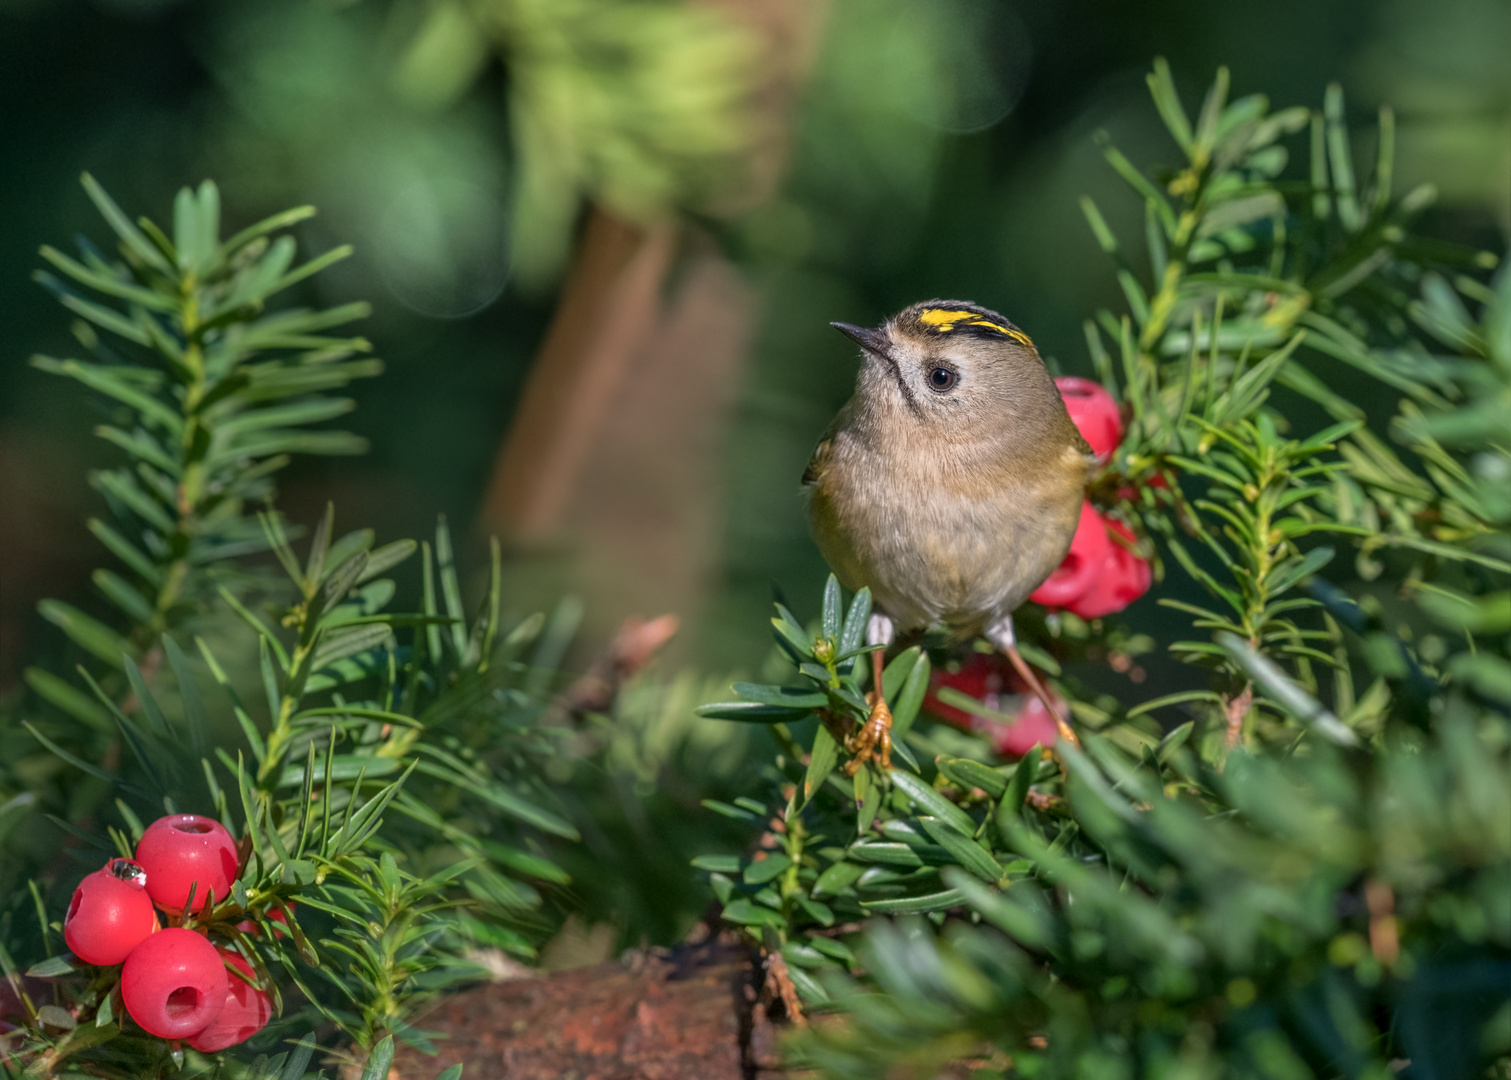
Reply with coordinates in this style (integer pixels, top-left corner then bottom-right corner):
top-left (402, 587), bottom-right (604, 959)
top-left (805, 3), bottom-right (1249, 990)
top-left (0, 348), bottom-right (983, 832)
top-left (832, 300), bottom-right (1082, 452)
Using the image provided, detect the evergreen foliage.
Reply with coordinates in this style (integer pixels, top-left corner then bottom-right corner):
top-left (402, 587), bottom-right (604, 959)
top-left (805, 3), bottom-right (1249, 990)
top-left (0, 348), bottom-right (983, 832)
top-left (1, 181), bottom-right (583, 1078)
top-left (29, 176), bottom-right (377, 660)
top-left (392, 0), bottom-right (760, 283)
top-left (695, 64), bottom-right (1510, 1078)
top-left (4, 177), bottom-right (379, 905)
top-left (0, 58), bottom-right (1505, 1080)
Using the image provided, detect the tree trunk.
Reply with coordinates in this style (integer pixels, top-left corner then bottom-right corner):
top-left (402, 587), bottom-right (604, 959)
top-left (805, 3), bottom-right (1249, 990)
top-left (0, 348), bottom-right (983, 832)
top-left (482, 209), bottom-right (678, 544)
top-left (475, 0), bottom-right (826, 658)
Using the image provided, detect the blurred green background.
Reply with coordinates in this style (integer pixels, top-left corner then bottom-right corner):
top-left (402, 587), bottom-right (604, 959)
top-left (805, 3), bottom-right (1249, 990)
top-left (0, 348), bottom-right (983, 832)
top-left (2, 0), bottom-right (1507, 691)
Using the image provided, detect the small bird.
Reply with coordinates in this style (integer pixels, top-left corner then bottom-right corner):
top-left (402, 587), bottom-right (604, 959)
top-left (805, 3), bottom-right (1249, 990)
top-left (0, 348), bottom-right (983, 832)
top-left (804, 300), bottom-right (1093, 771)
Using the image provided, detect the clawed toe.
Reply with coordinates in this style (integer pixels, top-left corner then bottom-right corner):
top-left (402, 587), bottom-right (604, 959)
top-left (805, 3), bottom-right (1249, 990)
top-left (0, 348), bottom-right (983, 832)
top-left (844, 693), bottom-right (894, 775)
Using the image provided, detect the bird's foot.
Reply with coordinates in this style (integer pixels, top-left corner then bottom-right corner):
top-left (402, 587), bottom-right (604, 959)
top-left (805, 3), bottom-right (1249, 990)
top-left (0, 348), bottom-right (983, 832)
top-left (844, 692), bottom-right (893, 775)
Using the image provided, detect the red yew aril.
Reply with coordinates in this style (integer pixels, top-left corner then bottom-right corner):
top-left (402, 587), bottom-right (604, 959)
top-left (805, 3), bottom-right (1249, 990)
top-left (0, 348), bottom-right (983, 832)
top-left (986, 691), bottom-right (1062, 757)
top-left (1039, 374), bottom-right (1154, 617)
top-left (62, 859), bottom-right (158, 966)
top-left (135, 815), bottom-right (240, 914)
top-left (924, 653), bottom-right (1013, 727)
top-left (1067, 517), bottom-right (1152, 619)
top-left (186, 951), bottom-right (272, 1052)
top-left (1055, 376), bottom-right (1123, 461)
top-left (120, 928), bottom-right (226, 1039)
top-left (1029, 501), bottom-right (1109, 608)
top-left (1031, 504), bottom-right (1150, 619)
top-left (925, 654), bottom-right (1061, 758)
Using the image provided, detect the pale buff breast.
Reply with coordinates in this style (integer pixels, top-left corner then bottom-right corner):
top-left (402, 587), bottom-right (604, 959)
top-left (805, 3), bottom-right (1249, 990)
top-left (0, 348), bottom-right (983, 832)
top-left (808, 437), bottom-right (1084, 636)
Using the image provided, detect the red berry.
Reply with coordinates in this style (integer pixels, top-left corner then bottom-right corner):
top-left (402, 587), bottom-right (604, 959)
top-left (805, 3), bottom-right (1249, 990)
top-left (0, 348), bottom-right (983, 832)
top-left (62, 859), bottom-right (158, 966)
top-left (1055, 376), bottom-right (1123, 461)
top-left (1032, 506), bottom-right (1151, 619)
top-left (925, 653), bottom-right (1013, 727)
top-left (235, 904), bottom-right (293, 940)
top-left (121, 928), bottom-right (226, 1039)
top-left (186, 950), bottom-right (272, 1052)
top-left (925, 654), bottom-right (1061, 758)
top-left (135, 815), bottom-right (240, 914)
top-left (1029, 501), bottom-right (1109, 608)
top-left (1065, 516), bottom-right (1151, 619)
top-left (986, 692), bottom-right (1062, 757)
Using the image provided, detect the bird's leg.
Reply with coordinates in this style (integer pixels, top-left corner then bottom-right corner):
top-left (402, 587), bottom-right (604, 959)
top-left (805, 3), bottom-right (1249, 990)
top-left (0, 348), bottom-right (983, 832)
top-left (986, 614), bottom-right (1080, 749)
top-left (845, 613), bottom-right (895, 774)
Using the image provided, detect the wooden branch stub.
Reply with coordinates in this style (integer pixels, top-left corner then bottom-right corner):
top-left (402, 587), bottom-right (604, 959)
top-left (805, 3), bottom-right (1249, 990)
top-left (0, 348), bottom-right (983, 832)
top-left (390, 937), bottom-right (784, 1079)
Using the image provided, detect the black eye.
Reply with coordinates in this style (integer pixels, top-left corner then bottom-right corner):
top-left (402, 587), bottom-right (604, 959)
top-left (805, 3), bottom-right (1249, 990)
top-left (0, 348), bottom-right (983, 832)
top-left (928, 367), bottom-right (957, 392)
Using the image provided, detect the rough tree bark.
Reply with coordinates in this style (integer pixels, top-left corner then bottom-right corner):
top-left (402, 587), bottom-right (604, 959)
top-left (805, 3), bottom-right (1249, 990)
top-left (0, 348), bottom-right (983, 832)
top-left (388, 937), bottom-right (1010, 1079)
top-left (390, 936), bottom-right (789, 1080)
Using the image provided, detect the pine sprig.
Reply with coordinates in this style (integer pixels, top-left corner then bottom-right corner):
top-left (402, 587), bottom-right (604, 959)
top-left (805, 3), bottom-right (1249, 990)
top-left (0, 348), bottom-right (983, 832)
top-left (28, 175), bottom-right (379, 676)
top-left (1073, 62), bottom-right (1501, 743)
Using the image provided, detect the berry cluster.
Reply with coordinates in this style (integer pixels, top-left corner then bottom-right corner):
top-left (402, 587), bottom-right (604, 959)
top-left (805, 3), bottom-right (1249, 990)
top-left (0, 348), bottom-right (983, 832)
top-left (1029, 377), bottom-right (1152, 619)
top-left (60, 815), bottom-right (271, 1051)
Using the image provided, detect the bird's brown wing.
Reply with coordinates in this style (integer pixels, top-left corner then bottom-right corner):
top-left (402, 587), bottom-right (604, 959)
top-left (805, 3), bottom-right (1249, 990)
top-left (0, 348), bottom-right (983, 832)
top-left (801, 437), bottom-right (831, 488)
top-left (801, 403), bottom-right (851, 488)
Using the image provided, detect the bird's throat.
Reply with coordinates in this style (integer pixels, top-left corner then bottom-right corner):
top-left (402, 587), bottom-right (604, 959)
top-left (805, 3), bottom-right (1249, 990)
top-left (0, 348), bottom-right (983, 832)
top-left (862, 353), bottom-right (923, 420)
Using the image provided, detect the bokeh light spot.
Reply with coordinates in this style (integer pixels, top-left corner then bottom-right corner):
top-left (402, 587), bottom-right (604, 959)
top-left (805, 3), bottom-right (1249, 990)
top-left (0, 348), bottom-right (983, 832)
top-left (374, 176), bottom-right (510, 319)
top-left (888, 0), bottom-right (1033, 135)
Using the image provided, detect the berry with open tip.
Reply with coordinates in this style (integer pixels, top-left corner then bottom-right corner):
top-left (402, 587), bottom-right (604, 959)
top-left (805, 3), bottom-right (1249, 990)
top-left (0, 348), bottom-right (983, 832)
top-left (1030, 504), bottom-right (1150, 619)
top-left (62, 859), bottom-right (157, 967)
top-left (135, 815), bottom-right (240, 914)
top-left (120, 928), bottom-right (226, 1039)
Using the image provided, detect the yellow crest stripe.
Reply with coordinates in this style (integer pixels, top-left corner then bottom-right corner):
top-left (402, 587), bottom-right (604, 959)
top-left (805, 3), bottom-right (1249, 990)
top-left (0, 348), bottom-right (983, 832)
top-left (917, 308), bottom-right (983, 330)
top-left (917, 307), bottom-right (1033, 347)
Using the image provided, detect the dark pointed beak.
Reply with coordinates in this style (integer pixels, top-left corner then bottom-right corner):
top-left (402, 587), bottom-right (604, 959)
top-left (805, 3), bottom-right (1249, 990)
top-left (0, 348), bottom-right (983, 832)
top-left (830, 321), bottom-right (890, 356)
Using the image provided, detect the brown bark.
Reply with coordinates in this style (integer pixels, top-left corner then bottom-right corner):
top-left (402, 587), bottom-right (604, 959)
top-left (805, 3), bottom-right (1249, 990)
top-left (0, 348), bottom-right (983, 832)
top-left (481, 235), bottom-right (760, 656)
top-left (1364, 879), bottom-right (1400, 965)
top-left (388, 934), bottom-right (1018, 1080)
top-left (390, 937), bottom-right (788, 1080)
